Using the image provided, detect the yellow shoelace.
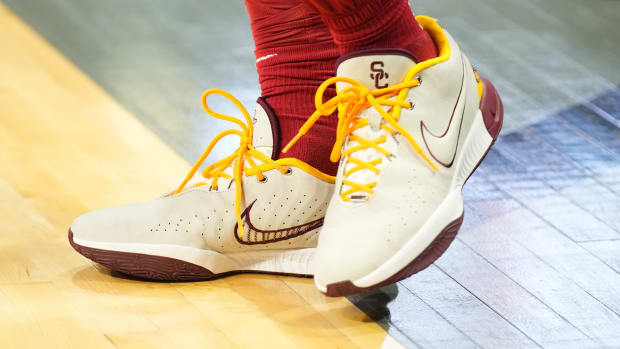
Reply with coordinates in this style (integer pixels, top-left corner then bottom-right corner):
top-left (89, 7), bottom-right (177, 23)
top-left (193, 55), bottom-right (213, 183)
top-left (172, 89), bottom-right (290, 238)
top-left (283, 73), bottom-right (438, 201)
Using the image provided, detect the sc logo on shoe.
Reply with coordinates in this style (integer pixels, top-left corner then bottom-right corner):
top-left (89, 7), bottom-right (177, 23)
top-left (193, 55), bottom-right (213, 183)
top-left (370, 61), bottom-right (389, 89)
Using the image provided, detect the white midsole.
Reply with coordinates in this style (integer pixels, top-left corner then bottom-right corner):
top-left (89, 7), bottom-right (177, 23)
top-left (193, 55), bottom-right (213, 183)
top-left (339, 110), bottom-right (494, 290)
top-left (73, 237), bottom-right (316, 275)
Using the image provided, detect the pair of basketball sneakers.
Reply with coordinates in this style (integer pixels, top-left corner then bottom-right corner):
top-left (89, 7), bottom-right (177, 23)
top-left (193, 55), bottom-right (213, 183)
top-left (69, 17), bottom-right (503, 297)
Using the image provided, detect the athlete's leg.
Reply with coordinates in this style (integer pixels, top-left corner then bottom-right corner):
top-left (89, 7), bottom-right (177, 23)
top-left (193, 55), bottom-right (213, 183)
top-left (301, 0), bottom-right (437, 61)
top-left (245, 0), bottom-right (339, 175)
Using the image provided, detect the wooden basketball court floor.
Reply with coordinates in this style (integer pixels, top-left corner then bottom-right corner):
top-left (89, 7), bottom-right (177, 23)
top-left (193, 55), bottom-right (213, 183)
top-left (1, 1), bottom-right (619, 348)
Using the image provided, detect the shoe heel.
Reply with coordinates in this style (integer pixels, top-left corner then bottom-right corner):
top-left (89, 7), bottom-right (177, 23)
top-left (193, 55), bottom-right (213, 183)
top-left (454, 77), bottom-right (504, 187)
top-left (480, 78), bottom-right (504, 140)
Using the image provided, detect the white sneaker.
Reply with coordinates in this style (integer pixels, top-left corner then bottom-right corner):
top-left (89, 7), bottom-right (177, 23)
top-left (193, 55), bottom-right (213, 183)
top-left (69, 90), bottom-right (335, 280)
top-left (284, 16), bottom-right (503, 296)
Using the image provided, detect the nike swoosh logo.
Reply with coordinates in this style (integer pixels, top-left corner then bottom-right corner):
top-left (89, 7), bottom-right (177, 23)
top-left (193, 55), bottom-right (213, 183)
top-left (256, 53), bottom-right (278, 64)
top-left (234, 200), bottom-right (323, 245)
top-left (420, 61), bottom-right (466, 168)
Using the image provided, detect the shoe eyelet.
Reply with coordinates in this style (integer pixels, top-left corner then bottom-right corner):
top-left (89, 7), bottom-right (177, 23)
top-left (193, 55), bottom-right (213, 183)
top-left (416, 76), bottom-right (423, 85)
top-left (407, 100), bottom-right (415, 110)
top-left (283, 167), bottom-right (293, 176)
top-left (258, 176), bottom-right (268, 183)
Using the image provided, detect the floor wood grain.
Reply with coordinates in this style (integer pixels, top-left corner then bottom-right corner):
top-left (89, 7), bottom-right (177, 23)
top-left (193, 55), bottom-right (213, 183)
top-left (2, 1), bottom-right (620, 348)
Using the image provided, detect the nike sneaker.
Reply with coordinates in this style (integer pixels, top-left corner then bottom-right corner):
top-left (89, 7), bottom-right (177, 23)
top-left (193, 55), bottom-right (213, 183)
top-left (69, 90), bottom-right (335, 280)
top-left (284, 16), bottom-right (503, 296)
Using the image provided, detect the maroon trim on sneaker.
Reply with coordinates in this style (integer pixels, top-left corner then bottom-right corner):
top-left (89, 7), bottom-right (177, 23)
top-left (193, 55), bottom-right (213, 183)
top-left (234, 199), bottom-right (324, 245)
top-left (479, 78), bottom-right (503, 139)
top-left (68, 230), bottom-right (313, 281)
top-left (68, 230), bottom-right (215, 281)
top-left (335, 48), bottom-right (417, 69)
top-left (256, 97), bottom-right (282, 160)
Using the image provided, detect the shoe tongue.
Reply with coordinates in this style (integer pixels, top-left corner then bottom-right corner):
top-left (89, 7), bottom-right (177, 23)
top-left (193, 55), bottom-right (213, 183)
top-left (335, 49), bottom-right (417, 90)
top-left (335, 49), bottom-right (416, 202)
top-left (252, 98), bottom-right (281, 160)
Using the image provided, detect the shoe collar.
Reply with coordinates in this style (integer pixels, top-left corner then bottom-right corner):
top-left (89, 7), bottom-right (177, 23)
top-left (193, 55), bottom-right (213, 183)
top-left (253, 97), bottom-right (281, 160)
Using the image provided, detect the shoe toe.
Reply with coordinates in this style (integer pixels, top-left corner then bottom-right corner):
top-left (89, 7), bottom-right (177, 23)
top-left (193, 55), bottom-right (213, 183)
top-left (70, 203), bottom-right (145, 244)
top-left (313, 189), bottom-right (443, 296)
top-left (69, 195), bottom-right (206, 248)
top-left (312, 219), bottom-right (407, 295)
top-left (312, 226), bottom-right (374, 292)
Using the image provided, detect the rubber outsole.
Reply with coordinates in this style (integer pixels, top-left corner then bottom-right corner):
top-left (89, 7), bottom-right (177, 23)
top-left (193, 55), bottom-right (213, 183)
top-left (69, 230), bottom-right (215, 281)
top-left (68, 230), bottom-right (312, 281)
top-left (323, 77), bottom-right (504, 297)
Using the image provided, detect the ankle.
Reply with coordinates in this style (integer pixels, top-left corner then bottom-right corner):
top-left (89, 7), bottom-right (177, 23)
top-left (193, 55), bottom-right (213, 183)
top-left (262, 93), bottom-right (339, 176)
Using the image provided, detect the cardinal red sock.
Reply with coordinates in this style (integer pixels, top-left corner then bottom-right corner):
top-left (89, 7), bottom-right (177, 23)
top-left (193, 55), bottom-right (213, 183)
top-left (245, 0), bottom-right (339, 175)
top-left (301, 0), bottom-right (437, 61)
